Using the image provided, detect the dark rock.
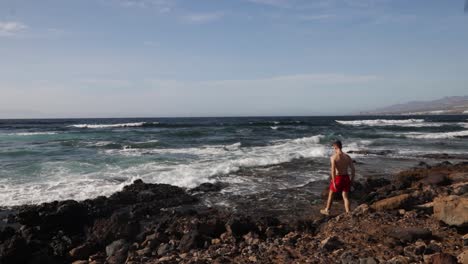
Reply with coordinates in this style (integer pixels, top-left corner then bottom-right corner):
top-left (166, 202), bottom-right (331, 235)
top-left (320, 236), bottom-right (343, 251)
top-left (0, 226), bottom-right (16, 242)
top-left (136, 190), bottom-right (156, 202)
top-left (89, 209), bottom-right (140, 244)
top-left (69, 242), bottom-right (97, 260)
top-left (190, 182), bottom-right (225, 193)
top-left (225, 216), bottom-right (258, 237)
top-left (0, 235), bottom-right (31, 264)
top-left (387, 227), bottom-right (432, 243)
top-left (178, 230), bottom-right (204, 252)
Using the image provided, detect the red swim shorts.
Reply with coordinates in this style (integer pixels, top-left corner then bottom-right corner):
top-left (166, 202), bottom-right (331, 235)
top-left (330, 175), bottom-right (351, 193)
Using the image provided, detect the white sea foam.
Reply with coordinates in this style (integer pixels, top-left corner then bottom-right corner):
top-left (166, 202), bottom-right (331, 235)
top-left (271, 126), bottom-right (279, 130)
top-left (69, 122), bottom-right (158, 128)
top-left (5, 132), bottom-right (58, 136)
top-left (404, 130), bottom-right (468, 139)
top-left (0, 135), bottom-right (328, 206)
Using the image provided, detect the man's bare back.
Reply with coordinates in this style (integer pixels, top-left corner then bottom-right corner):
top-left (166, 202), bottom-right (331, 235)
top-left (331, 152), bottom-right (354, 178)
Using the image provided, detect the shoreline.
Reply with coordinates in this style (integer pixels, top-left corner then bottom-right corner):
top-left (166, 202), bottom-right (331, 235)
top-left (1, 160), bottom-right (467, 263)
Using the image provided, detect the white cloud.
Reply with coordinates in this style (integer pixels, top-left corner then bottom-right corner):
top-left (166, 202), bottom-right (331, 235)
top-left (298, 14), bottom-right (335, 21)
top-left (181, 12), bottom-right (224, 24)
top-left (119, 0), bottom-right (173, 13)
top-left (0, 21), bottom-right (28, 37)
top-left (246, 0), bottom-right (292, 8)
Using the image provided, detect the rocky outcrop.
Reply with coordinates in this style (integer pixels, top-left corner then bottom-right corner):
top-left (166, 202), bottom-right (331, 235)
top-left (0, 162), bottom-right (467, 264)
top-left (433, 195), bottom-right (468, 227)
top-left (370, 194), bottom-right (410, 211)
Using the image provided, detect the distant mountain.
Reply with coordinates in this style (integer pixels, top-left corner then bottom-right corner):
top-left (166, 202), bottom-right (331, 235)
top-left (362, 96), bottom-right (468, 115)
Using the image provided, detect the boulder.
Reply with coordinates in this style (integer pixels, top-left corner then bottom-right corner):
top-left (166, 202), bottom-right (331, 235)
top-left (370, 194), bottom-right (410, 211)
top-left (433, 195), bottom-right (468, 227)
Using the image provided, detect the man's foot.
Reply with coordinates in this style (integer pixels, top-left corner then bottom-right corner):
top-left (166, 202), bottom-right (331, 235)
top-left (320, 209), bottom-right (330, 216)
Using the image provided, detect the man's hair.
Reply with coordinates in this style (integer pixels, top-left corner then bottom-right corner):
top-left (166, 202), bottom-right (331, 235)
top-left (332, 140), bottom-right (342, 149)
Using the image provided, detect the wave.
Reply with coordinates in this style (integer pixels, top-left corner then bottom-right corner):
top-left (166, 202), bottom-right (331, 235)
top-left (404, 130), bottom-right (468, 139)
top-left (4, 132), bottom-right (58, 136)
top-left (69, 122), bottom-right (159, 129)
top-left (0, 135), bottom-right (328, 206)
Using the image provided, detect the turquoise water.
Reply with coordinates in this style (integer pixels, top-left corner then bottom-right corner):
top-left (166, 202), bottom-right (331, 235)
top-left (0, 116), bottom-right (467, 206)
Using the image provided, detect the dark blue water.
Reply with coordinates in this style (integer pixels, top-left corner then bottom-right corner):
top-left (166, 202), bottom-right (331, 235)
top-left (0, 115), bottom-right (467, 206)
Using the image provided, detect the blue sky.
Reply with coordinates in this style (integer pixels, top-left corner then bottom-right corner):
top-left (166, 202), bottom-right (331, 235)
top-left (0, 0), bottom-right (467, 118)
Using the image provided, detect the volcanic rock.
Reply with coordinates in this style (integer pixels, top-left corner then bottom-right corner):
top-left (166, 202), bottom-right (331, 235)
top-left (433, 195), bottom-right (468, 227)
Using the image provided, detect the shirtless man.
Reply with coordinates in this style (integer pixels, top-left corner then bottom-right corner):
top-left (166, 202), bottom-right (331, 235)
top-left (320, 140), bottom-right (355, 215)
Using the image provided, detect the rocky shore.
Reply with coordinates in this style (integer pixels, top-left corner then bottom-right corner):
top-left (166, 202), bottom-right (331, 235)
top-left (1, 161), bottom-right (467, 264)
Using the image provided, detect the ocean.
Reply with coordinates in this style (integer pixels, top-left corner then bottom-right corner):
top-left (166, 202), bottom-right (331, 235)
top-left (0, 115), bottom-right (467, 207)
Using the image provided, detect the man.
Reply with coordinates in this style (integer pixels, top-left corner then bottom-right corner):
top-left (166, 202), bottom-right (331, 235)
top-left (320, 140), bottom-right (355, 215)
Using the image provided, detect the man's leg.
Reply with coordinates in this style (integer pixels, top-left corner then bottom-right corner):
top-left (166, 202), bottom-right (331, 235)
top-left (342, 191), bottom-right (350, 213)
top-left (321, 190), bottom-right (334, 215)
top-left (326, 190), bottom-right (334, 210)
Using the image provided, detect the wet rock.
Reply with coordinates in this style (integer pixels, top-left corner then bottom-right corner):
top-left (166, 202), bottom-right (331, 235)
top-left (433, 195), bottom-right (468, 227)
top-left (320, 236), bottom-right (343, 251)
top-left (136, 190), bottom-right (156, 202)
top-left (157, 243), bottom-right (170, 256)
top-left (190, 182), bottom-right (225, 193)
top-left (370, 194), bottom-right (410, 211)
top-left (429, 253), bottom-right (457, 264)
top-left (387, 227), bottom-right (432, 243)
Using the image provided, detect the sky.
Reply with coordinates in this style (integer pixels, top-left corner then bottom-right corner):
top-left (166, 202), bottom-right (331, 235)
top-left (0, 0), bottom-right (467, 118)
